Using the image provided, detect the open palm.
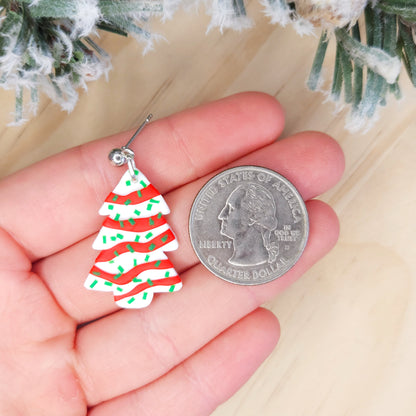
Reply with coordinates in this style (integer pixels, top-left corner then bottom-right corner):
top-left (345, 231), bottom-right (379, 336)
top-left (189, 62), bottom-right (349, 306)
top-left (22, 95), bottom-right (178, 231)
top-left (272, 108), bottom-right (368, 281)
top-left (0, 92), bottom-right (344, 415)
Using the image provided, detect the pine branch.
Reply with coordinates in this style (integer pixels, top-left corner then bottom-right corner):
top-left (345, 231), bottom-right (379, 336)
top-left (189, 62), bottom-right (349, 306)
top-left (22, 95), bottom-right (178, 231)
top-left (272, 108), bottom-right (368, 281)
top-left (335, 26), bottom-right (401, 84)
top-left (0, 0), bottom-right (164, 125)
top-left (304, 1), bottom-right (410, 131)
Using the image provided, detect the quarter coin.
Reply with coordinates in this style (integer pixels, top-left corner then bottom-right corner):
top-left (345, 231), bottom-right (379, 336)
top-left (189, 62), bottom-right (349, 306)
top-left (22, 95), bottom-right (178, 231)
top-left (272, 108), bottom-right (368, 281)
top-left (189, 166), bottom-right (309, 285)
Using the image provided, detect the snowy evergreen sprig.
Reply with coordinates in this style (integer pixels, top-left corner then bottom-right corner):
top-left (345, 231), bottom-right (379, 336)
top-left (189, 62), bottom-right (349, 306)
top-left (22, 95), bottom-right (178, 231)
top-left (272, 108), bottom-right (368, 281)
top-left (2, 0), bottom-right (416, 130)
top-left (261, 0), bottom-right (416, 131)
top-left (307, 9), bottom-right (402, 131)
top-left (304, 2), bottom-right (409, 132)
top-left (0, 0), bottom-right (164, 124)
top-left (208, 0), bottom-right (416, 131)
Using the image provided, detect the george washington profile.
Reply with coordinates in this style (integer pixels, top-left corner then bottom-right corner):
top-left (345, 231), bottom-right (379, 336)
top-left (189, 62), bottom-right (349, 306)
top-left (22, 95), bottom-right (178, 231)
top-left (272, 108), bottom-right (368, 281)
top-left (218, 183), bottom-right (279, 266)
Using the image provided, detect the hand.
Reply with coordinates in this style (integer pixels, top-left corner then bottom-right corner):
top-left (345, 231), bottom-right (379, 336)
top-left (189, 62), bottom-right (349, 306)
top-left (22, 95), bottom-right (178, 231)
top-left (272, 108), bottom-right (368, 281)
top-left (0, 92), bottom-right (344, 415)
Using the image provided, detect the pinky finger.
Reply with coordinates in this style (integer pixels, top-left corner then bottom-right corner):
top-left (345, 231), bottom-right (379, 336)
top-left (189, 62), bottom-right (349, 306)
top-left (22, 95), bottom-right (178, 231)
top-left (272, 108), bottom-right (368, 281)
top-left (88, 308), bottom-right (280, 416)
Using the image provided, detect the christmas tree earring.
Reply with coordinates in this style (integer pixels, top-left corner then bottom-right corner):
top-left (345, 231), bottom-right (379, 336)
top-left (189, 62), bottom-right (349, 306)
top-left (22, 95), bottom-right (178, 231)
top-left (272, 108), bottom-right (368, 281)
top-left (84, 115), bottom-right (182, 308)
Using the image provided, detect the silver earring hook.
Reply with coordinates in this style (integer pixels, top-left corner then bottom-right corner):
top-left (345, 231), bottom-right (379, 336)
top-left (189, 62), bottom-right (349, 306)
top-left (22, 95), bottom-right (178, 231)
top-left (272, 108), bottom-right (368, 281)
top-left (108, 114), bottom-right (153, 181)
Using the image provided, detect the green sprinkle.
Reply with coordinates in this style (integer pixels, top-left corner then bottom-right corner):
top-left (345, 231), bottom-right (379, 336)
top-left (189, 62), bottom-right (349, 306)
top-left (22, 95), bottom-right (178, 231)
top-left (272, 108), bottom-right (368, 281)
top-left (112, 195), bottom-right (119, 202)
top-left (149, 243), bottom-right (156, 251)
top-left (134, 209), bottom-right (141, 216)
top-left (114, 213), bottom-right (120, 221)
top-left (161, 234), bottom-right (169, 243)
top-left (117, 287), bottom-right (123, 292)
top-left (147, 204), bottom-right (153, 211)
top-left (114, 273), bottom-right (122, 279)
top-left (145, 254), bottom-right (150, 262)
top-left (124, 199), bottom-right (132, 206)
top-left (102, 236), bottom-right (107, 244)
top-left (104, 281), bottom-right (113, 286)
top-left (134, 235), bottom-right (140, 242)
top-left (127, 244), bottom-right (134, 253)
top-left (128, 297), bottom-right (135, 304)
top-left (147, 279), bottom-right (154, 286)
top-left (149, 198), bottom-right (160, 203)
top-left (145, 232), bottom-right (153, 240)
top-left (117, 233), bottom-right (124, 239)
top-left (118, 265), bottom-right (124, 273)
top-left (165, 271), bottom-right (170, 277)
top-left (137, 190), bottom-right (142, 198)
top-left (90, 280), bottom-right (98, 288)
top-left (108, 204), bottom-right (114, 210)
top-left (142, 292), bottom-right (148, 300)
top-left (140, 180), bottom-right (147, 187)
top-left (133, 259), bottom-right (137, 267)
top-left (149, 218), bottom-right (155, 226)
top-left (110, 236), bottom-right (116, 242)
top-left (109, 260), bottom-right (115, 264)
top-left (133, 277), bottom-right (142, 282)
top-left (114, 250), bottom-right (120, 257)
top-left (128, 218), bottom-right (135, 225)
top-left (92, 271), bottom-right (101, 276)
top-left (157, 212), bottom-right (163, 219)
top-left (126, 180), bottom-right (131, 186)
top-left (169, 285), bottom-right (175, 292)
top-left (155, 260), bottom-right (161, 268)
top-left (134, 169), bottom-right (139, 175)
top-left (119, 221), bottom-right (124, 228)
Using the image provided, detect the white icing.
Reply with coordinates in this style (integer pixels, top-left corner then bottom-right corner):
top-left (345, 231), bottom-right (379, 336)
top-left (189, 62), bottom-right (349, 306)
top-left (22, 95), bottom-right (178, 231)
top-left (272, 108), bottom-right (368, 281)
top-left (84, 274), bottom-right (114, 293)
top-left (112, 169), bottom-right (150, 196)
top-left (92, 223), bottom-right (170, 250)
top-left (85, 268), bottom-right (178, 295)
top-left (115, 281), bottom-right (183, 309)
top-left (99, 195), bottom-right (170, 220)
top-left (95, 251), bottom-right (169, 273)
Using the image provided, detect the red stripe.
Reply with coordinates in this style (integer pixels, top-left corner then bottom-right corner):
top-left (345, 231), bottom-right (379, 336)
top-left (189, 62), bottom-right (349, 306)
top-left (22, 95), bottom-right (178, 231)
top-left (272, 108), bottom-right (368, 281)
top-left (95, 229), bottom-right (176, 262)
top-left (102, 214), bottom-right (167, 232)
top-left (114, 275), bottom-right (182, 301)
top-left (105, 184), bottom-right (160, 205)
top-left (90, 260), bottom-right (174, 285)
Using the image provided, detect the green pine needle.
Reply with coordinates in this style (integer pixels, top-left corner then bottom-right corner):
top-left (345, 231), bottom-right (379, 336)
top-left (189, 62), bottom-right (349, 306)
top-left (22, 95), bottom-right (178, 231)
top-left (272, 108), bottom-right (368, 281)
top-left (351, 23), bottom-right (363, 109)
top-left (398, 22), bottom-right (416, 86)
top-left (378, 0), bottom-right (416, 21)
top-left (307, 31), bottom-right (329, 91)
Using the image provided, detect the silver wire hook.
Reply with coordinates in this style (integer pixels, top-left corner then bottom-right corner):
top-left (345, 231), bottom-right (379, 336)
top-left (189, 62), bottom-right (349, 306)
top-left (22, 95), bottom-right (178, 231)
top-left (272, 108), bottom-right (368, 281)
top-left (108, 114), bottom-right (153, 181)
top-left (123, 114), bottom-right (153, 150)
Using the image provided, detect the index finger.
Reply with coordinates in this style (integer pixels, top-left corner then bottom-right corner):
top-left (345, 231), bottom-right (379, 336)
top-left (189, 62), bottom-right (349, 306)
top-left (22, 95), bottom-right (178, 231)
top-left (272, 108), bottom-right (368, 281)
top-left (0, 93), bottom-right (284, 261)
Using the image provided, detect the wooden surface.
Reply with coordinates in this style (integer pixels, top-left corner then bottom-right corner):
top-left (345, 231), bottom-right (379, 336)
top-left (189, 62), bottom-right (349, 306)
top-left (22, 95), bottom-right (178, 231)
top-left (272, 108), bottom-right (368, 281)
top-left (1, 5), bottom-right (415, 416)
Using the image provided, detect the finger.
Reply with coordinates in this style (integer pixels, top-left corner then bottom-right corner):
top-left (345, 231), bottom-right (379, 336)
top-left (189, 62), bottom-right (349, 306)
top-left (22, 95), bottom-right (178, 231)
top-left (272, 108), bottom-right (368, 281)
top-left (0, 233), bottom-right (86, 415)
top-left (0, 227), bottom-right (31, 272)
top-left (0, 92), bottom-right (284, 261)
top-left (34, 132), bottom-right (344, 323)
top-left (74, 200), bottom-right (339, 405)
top-left (88, 308), bottom-right (279, 416)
